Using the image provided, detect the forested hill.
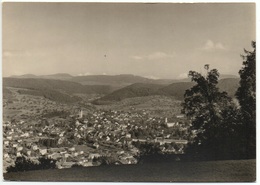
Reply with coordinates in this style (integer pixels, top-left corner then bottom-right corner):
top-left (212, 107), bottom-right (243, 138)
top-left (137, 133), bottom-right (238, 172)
top-left (4, 76), bottom-right (239, 104)
top-left (10, 73), bottom-right (238, 87)
top-left (10, 74), bottom-right (181, 86)
top-left (217, 78), bottom-right (240, 97)
top-left (95, 78), bottom-right (239, 103)
top-left (94, 83), bottom-right (165, 103)
top-left (3, 78), bottom-right (113, 95)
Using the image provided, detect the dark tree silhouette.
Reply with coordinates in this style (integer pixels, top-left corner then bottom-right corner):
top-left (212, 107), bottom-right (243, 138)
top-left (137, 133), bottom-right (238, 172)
top-left (6, 156), bottom-right (57, 173)
top-left (236, 41), bottom-right (256, 159)
top-left (182, 65), bottom-right (239, 160)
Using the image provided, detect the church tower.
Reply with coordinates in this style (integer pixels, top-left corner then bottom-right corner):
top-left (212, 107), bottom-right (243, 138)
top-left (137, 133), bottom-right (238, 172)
top-left (79, 110), bottom-right (83, 119)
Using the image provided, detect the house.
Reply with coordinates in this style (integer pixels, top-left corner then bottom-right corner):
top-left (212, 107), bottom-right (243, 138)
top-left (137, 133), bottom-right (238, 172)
top-left (176, 114), bottom-right (185, 119)
top-left (64, 153), bottom-right (70, 158)
top-left (62, 162), bottom-right (76, 168)
top-left (93, 143), bottom-right (99, 149)
top-left (132, 138), bottom-right (147, 143)
top-left (21, 133), bottom-right (29, 138)
top-left (4, 140), bottom-right (9, 146)
top-left (4, 153), bottom-right (10, 159)
top-left (50, 153), bottom-right (61, 160)
top-left (32, 145), bottom-right (38, 151)
top-left (69, 147), bottom-right (75, 152)
top-left (27, 150), bottom-right (31, 156)
top-left (89, 153), bottom-right (101, 159)
top-left (165, 118), bottom-right (176, 128)
top-left (17, 146), bottom-right (23, 152)
top-left (40, 149), bottom-right (47, 155)
top-left (74, 152), bottom-right (78, 157)
top-left (16, 152), bottom-right (22, 157)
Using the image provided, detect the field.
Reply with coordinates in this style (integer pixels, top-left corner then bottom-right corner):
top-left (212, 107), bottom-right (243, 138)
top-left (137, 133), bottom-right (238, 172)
top-left (4, 159), bottom-right (256, 182)
top-left (95, 95), bottom-right (182, 117)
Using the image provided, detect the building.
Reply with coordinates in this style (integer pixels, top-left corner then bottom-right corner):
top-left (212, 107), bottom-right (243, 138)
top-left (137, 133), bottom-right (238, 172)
top-left (165, 118), bottom-right (176, 128)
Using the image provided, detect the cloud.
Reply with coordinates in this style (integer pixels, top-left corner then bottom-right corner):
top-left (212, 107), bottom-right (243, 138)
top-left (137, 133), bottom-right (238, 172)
top-left (131, 51), bottom-right (175, 61)
top-left (131, 56), bottom-right (143, 60)
top-left (77, 72), bottom-right (92, 76)
top-left (144, 75), bottom-right (160, 80)
top-left (201, 40), bottom-right (227, 51)
top-left (177, 73), bottom-right (188, 79)
top-left (3, 51), bottom-right (29, 58)
top-left (3, 50), bottom-right (45, 58)
top-left (3, 51), bottom-right (13, 57)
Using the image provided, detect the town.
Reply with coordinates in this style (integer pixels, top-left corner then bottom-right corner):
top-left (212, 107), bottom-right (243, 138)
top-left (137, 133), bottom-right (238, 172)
top-left (3, 87), bottom-right (189, 172)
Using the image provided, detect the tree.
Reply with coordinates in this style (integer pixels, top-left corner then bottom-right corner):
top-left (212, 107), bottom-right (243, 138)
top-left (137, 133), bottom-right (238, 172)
top-left (7, 156), bottom-right (57, 173)
top-left (235, 41), bottom-right (256, 159)
top-left (182, 65), bottom-right (239, 160)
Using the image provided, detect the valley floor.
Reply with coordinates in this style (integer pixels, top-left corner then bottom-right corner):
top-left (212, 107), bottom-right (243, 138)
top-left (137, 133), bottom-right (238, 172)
top-left (4, 159), bottom-right (256, 182)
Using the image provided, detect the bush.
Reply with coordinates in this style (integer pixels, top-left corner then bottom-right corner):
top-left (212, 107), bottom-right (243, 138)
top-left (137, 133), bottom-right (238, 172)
top-left (6, 156), bottom-right (57, 173)
top-left (92, 155), bottom-right (116, 166)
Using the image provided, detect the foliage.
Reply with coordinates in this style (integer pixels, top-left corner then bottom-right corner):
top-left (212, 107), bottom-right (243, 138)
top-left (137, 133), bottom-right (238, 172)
top-left (39, 138), bottom-right (58, 148)
top-left (94, 79), bottom-right (238, 104)
top-left (6, 156), bottom-right (57, 173)
top-left (71, 163), bottom-right (84, 168)
top-left (133, 142), bottom-right (167, 163)
top-left (3, 78), bottom-right (112, 94)
top-left (95, 83), bottom-right (164, 103)
top-left (43, 110), bottom-right (71, 118)
top-left (92, 155), bottom-right (117, 166)
top-left (182, 65), bottom-right (239, 160)
top-left (235, 41), bottom-right (256, 159)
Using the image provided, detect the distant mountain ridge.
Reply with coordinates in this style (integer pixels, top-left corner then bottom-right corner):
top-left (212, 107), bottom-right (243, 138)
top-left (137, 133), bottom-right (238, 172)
top-left (3, 78), bottom-right (113, 94)
top-left (3, 78), bottom-right (113, 103)
top-left (5, 74), bottom-right (239, 104)
top-left (9, 73), bottom-right (238, 87)
top-left (11, 73), bottom-right (73, 80)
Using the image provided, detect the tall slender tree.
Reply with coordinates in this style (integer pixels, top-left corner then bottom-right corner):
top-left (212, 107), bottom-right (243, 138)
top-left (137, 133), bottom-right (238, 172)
top-left (236, 41), bottom-right (256, 159)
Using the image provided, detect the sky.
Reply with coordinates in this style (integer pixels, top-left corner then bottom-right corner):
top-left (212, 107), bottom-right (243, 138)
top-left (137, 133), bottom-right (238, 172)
top-left (2, 3), bottom-right (256, 79)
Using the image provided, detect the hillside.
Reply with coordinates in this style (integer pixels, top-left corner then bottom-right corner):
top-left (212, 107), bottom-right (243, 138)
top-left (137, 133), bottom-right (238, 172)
top-left (4, 159), bottom-right (255, 182)
top-left (217, 78), bottom-right (240, 97)
top-left (11, 74), bottom-right (179, 87)
top-left (11, 73), bottom-right (73, 80)
top-left (3, 78), bottom-right (113, 104)
top-left (40, 73), bottom-right (73, 80)
top-left (94, 83), bottom-right (165, 104)
top-left (94, 78), bottom-right (239, 103)
top-left (9, 73), bottom-right (239, 87)
top-left (3, 78), bottom-right (112, 95)
top-left (10, 74), bottom-right (38, 78)
top-left (4, 75), bottom-right (239, 104)
top-left (159, 82), bottom-right (195, 99)
top-left (70, 74), bottom-right (155, 86)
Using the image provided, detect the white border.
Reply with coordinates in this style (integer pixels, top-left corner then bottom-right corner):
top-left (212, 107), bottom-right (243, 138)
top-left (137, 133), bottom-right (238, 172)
top-left (1, 1), bottom-right (258, 185)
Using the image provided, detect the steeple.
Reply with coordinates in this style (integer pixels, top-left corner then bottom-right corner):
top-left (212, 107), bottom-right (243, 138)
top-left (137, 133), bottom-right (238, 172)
top-left (79, 110), bottom-right (83, 119)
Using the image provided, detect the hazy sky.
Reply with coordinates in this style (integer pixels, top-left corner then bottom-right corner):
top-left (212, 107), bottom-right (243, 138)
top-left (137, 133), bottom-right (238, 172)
top-left (3, 3), bottom-right (255, 79)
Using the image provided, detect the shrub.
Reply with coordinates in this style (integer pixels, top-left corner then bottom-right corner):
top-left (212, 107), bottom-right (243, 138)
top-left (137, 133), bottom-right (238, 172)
top-left (6, 156), bottom-right (57, 173)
